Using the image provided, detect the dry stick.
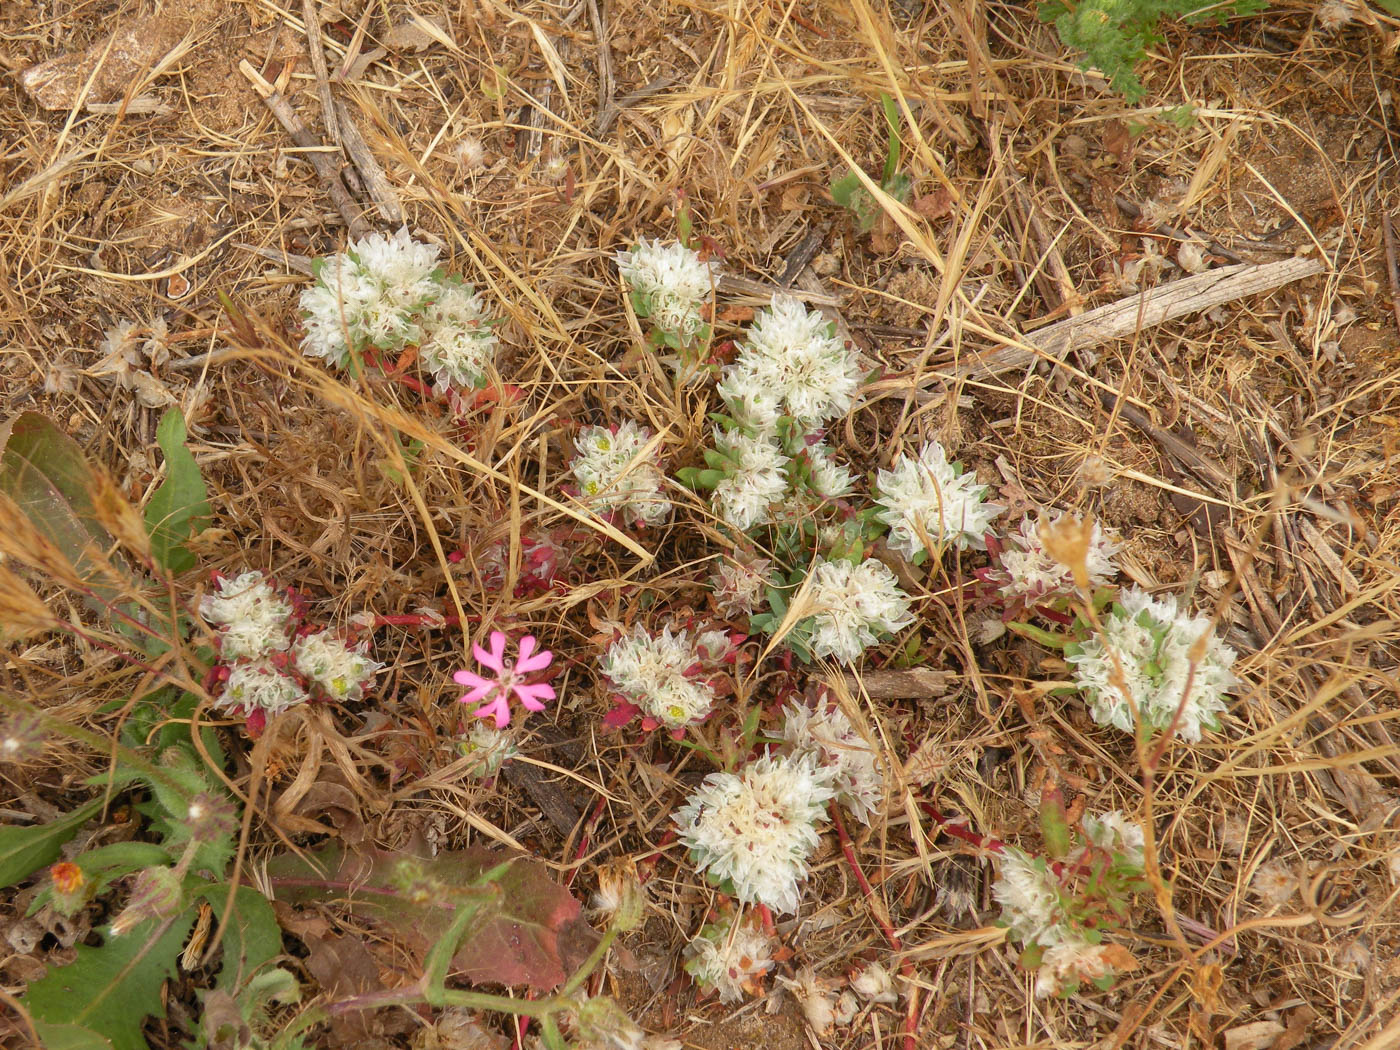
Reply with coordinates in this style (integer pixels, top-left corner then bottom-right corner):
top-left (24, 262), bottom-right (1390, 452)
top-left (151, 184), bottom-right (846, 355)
top-left (1382, 208), bottom-right (1400, 336)
top-left (953, 256), bottom-right (1325, 380)
top-left (333, 99), bottom-right (404, 225)
top-left (585, 0), bottom-right (614, 124)
top-left (302, 0), bottom-right (339, 144)
top-left (830, 804), bottom-right (919, 1050)
top-left (239, 60), bottom-right (371, 238)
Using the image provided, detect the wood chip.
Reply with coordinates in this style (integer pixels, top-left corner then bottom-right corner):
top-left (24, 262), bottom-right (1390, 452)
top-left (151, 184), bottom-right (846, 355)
top-left (841, 667), bottom-right (955, 700)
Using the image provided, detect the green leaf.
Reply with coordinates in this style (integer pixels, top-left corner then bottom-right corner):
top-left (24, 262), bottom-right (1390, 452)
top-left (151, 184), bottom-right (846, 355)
top-left (0, 412), bottom-right (131, 605)
top-left (27, 841), bottom-right (173, 914)
top-left (829, 170), bottom-right (862, 208)
top-left (27, 910), bottom-right (197, 1050)
top-left (29, 1023), bottom-right (114, 1050)
top-left (880, 92), bottom-right (902, 186)
top-left (196, 884), bottom-right (283, 991)
top-left (144, 409), bottom-right (210, 574)
top-left (0, 797), bottom-right (104, 889)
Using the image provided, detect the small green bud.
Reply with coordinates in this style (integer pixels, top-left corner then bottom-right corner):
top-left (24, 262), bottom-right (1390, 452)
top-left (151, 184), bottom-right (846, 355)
top-left (575, 995), bottom-right (644, 1050)
top-left (110, 866), bottom-right (185, 936)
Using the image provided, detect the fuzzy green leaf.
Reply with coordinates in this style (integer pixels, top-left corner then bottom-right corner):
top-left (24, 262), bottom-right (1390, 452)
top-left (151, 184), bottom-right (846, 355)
top-left (27, 910), bottom-right (197, 1050)
top-left (0, 797), bottom-right (104, 889)
top-left (144, 409), bottom-right (210, 574)
top-left (197, 884), bottom-right (283, 991)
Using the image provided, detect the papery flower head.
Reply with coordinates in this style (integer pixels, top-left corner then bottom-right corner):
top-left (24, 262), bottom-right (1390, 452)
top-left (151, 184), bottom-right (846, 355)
top-left (300, 227), bottom-right (442, 366)
top-left (199, 571), bottom-right (294, 661)
top-left (599, 624), bottom-right (733, 728)
top-left (1034, 936), bottom-right (1119, 998)
top-left (615, 238), bottom-right (720, 341)
top-left (719, 295), bottom-right (863, 426)
top-left (674, 752), bottom-right (836, 914)
top-left (790, 557), bottom-right (914, 664)
top-left (1065, 587), bottom-right (1237, 742)
top-left (458, 721), bottom-right (519, 777)
top-left (684, 912), bottom-right (777, 1003)
top-left (416, 277), bottom-right (499, 391)
top-left (799, 440), bottom-right (855, 499)
top-left (454, 631), bottom-right (556, 728)
top-left (215, 661), bottom-right (308, 717)
top-left (981, 513), bottom-right (1120, 616)
top-left (992, 847), bottom-right (1072, 948)
top-left (874, 441), bottom-right (1002, 557)
top-left (781, 700), bottom-right (884, 825)
top-left (570, 420), bottom-right (672, 527)
top-left (292, 632), bottom-right (382, 702)
top-left (1080, 810), bottom-right (1145, 869)
top-left (711, 428), bottom-right (788, 531)
top-left (711, 556), bottom-right (773, 618)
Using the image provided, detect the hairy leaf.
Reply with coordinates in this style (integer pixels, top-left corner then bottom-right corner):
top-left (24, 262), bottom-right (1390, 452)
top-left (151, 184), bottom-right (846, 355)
top-left (144, 408), bottom-right (210, 573)
top-left (27, 910), bottom-right (197, 1050)
top-left (0, 412), bottom-right (130, 604)
top-left (0, 797), bottom-right (104, 889)
top-left (267, 844), bottom-right (597, 991)
top-left (197, 884), bottom-right (283, 991)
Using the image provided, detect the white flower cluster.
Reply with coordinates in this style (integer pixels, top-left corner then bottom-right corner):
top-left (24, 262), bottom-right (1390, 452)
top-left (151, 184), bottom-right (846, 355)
top-left (199, 571), bottom-right (293, 661)
top-left (615, 238), bottom-right (720, 341)
top-left (684, 913), bottom-right (776, 1003)
top-left (674, 752), bottom-right (835, 914)
top-left (985, 514), bottom-right (1120, 613)
top-left (458, 722), bottom-right (519, 778)
top-left (711, 556), bottom-right (773, 618)
top-left (291, 631), bottom-right (382, 702)
top-left (993, 812), bottom-right (1147, 997)
top-left (599, 624), bottom-right (733, 727)
top-left (1066, 587), bottom-right (1237, 742)
top-left (199, 571), bottom-right (380, 718)
top-left (796, 557), bottom-right (915, 664)
top-left (710, 428), bottom-right (787, 530)
top-left (299, 228), bottom-right (498, 390)
top-left (718, 295), bottom-right (862, 427)
top-left (781, 700), bottom-right (884, 824)
top-left (874, 440), bottom-right (1002, 558)
top-left (570, 420), bottom-right (672, 527)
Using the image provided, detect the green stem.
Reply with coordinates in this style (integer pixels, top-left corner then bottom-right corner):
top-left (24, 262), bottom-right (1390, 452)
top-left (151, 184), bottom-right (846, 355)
top-left (559, 925), bottom-right (619, 999)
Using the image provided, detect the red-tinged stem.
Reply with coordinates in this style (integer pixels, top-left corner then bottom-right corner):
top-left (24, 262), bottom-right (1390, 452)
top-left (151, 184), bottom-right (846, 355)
top-left (757, 903), bottom-right (776, 938)
top-left (637, 828), bottom-right (677, 884)
top-left (565, 796), bottom-right (609, 889)
top-left (370, 613), bottom-right (472, 628)
top-left (830, 804), bottom-right (919, 1050)
top-left (918, 799), bottom-right (1006, 854)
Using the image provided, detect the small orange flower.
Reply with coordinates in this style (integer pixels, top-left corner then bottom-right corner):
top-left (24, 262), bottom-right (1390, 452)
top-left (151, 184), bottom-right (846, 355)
top-left (50, 862), bottom-right (85, 894)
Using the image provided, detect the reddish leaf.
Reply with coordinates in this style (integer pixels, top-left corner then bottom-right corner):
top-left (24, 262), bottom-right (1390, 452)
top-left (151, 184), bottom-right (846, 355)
top-left (266, 844), bottom-right (597, 991)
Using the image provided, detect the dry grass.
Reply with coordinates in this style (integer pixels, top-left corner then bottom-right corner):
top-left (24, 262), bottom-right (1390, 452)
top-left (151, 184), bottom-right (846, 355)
top-left (2, 0), bottom-right (1399, 1047)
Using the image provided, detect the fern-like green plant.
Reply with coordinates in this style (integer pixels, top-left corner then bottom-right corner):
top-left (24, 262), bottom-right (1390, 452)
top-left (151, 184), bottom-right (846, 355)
top-left (1038, 0), bottom-right (1268, 102)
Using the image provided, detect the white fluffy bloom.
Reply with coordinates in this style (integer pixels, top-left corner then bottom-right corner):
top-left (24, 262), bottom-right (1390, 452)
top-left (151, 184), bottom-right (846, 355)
top-left (1066, 587), bottom-right (1237, 742)
top-left (850, 961), bottom-right (898, 1004)
top-left (215, 662), bottom-right (307, 716)
top-left (1034, 937), bottom-right (1117, 998)
top-left (781, 701), bottom-right (884, 825)
top-left (711, 428), bottom-right (788, 530)
top-left (417, 278), bottom-right (498, 390)
top-left (291, 632), bottom-right (381, 702)
top-left (987, 514), bottom-right (1120, 610)
top-left (300, 227), bottom-right (442, 366)
top-left (459, 722), bottom-right (518, 777)
top-left (875, 441), bottom-right (1001, 557)
top-left (674, 752), bottom-right (836, 914)
top-left (720, 296), bottom-right (862, 426)
top-left (599, 625), bottom-right (732, 727)
top-left (570, 420), bottom-right (672, 526)
top-left (717, 385), bottom-right (782, 437)
top-left (615, 238), bottom-right (720, 340)
top-left (712, 557), bottom-right (773, 618)
top-left (199, 571), bottom-right (293, 661)
top-left (1080, 810), bottom-right (1145, 868)
top-left (799, 557), bottom-right (914, 664)
top-left (992, 847), bottom-right (1071, 947)
top-left (802, 441), bottom-right (855, 499)
top-left (684, 914), bottom-right (776, 1003)
top-left (1317, 0), bottom-right (1360, 30)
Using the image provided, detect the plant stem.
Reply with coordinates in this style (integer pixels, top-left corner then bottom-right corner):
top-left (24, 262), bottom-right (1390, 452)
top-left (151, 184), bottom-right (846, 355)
top-left (559, 926), bottom-right (618, 999)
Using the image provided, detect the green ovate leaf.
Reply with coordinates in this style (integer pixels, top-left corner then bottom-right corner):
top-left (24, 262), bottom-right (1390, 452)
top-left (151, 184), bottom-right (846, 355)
top-left (0, 797), bottom-right (104, 889)
top-left (0, 412), bottom-right (131, 606)
top-left (27, 910), bottom-right (198, 1050)
top-left (197, 884), bottom-right (284, 991)
top-left (266, 843), bottom-right (598, 992)
top-left (144, 409), bottom-right (210, 573)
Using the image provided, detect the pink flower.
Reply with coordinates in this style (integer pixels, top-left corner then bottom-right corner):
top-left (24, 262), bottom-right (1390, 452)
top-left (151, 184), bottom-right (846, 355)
top-left (453, 631), bottom-right (556, 728)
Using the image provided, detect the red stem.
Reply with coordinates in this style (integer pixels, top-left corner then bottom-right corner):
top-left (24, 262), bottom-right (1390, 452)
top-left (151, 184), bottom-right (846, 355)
top-left (564, 796), bottom-right (609, 889)
top-left (830, 803), bottom-right (918, 1050)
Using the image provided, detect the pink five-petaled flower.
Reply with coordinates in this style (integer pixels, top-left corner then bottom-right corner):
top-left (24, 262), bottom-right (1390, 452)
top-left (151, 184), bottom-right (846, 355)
top-left (453, 631), bottom-right (556, 728)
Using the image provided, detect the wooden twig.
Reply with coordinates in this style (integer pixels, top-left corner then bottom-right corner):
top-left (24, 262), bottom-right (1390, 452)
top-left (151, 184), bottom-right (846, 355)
top-left (1382, 208), bottom-right (1400, 336)
top-left (954, 256), bottom-right (1325, 380)
top-left (333, 99), bottom-right (403, 225)
top-left (302, 0), bottom-right (339, 144)
top-left (239, 60), bottom-right (371, 238)
top-left (585, 0), bottom-right (614, 130)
